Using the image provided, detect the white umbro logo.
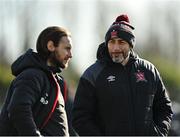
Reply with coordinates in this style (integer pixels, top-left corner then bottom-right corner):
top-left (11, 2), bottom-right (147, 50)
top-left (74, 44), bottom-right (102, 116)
top-left (107, 75), bottom-right (116, 82)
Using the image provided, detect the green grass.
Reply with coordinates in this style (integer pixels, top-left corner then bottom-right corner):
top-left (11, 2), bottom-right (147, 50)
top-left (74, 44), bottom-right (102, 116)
top-left (0, 64), bottom-right (14, 87)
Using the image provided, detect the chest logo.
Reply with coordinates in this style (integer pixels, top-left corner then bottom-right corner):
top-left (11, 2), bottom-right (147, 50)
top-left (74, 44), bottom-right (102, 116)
top-left (40, 93), bottom-right (49, 105)
top-left (135, 71), bottom-right (147, 82)
top-left (107, 75), bottom-right (116, 82)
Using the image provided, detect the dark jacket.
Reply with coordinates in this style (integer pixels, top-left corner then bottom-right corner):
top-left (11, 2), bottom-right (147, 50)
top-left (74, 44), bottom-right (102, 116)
top-left (0, 49), bottom-right (69, 136)
top-left (72, 43), bottom-right (173, 136)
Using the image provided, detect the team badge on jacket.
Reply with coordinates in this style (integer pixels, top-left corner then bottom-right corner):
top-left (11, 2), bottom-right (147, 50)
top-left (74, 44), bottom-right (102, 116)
top-left (40, 93), bottom-right (49, 105)
top-left (135, 71), bottom-right (147, 82)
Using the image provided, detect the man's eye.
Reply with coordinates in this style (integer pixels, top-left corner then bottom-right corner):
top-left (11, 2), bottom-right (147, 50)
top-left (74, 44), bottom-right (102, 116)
top-left (109, 40), bottom-right (115, 44)
top-left (66, 46), bottom-right (71, 51)
top-left (119, 41), bottom-right (126, 45)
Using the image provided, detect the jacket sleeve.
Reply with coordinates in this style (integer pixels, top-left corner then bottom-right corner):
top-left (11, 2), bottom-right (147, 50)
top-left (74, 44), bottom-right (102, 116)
top-left (72, 77), bottom-right (102, 136)
top-left (153, 69), bottom-right (173, 136)
top-left (7, 70), bottom-right (43, 136)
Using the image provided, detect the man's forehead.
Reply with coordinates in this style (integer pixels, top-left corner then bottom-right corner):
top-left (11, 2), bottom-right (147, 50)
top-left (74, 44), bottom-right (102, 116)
top-left (61, 36), bottom-right (72, 43)
top-left (110, 37), bottom-right (124, 41)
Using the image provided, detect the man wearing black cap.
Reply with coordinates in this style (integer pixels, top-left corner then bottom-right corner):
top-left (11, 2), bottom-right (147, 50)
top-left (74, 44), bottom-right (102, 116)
top-left (72, 14), bottom-right (173, 136)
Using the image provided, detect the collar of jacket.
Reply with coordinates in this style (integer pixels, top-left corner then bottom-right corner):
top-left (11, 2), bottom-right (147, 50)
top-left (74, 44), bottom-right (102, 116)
top-left (48, 66), bottom-right (62, 74)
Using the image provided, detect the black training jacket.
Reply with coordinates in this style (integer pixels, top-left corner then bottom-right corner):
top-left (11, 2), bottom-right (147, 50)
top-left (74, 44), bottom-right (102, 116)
top-left (0, 49), bottom-right (69, 136)
top-left (72, 43), bottom-right (173, 136)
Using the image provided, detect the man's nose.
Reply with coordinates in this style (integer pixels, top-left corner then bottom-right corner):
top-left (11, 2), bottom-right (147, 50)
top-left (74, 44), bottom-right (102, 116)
top-left (113, 44), bottom-right (121, 51)
top-left (68, 51), bottom-right (72, 58)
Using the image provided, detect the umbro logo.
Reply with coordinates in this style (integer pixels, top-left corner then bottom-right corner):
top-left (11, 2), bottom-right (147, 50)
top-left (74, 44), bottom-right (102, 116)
top-left (107, 75), bottom-right (116, 82)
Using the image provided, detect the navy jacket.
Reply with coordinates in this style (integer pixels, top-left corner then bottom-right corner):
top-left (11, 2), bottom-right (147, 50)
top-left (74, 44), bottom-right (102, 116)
top-left (0, 49), bottom-right (69, 136)
top-left (72, 43), bottom-right (173, 136)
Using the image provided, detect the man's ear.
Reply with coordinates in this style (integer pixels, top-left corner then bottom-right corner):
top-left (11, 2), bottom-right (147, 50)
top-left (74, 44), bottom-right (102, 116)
top-left (47, 40), bottom-right (55, 52)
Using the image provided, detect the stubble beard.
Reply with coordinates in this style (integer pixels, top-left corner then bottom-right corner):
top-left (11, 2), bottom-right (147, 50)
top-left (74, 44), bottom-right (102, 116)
top-left (49, 51), bottom-right (66, 69)
top-left (112, 51), bottom-right (130, 64)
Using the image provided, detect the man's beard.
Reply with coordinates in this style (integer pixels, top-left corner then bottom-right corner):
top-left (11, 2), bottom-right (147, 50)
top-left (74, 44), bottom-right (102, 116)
top-left (111, 51), bottom-right (130, 64)
top-left (49, 51), bottom-right (65, 69)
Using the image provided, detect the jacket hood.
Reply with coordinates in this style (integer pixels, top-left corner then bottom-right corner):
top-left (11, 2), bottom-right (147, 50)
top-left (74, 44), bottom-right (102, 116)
top-left (96, 42), bottom-right (111, 62)
top-left (11, 49), bottom-right (50, 76)
top-left (96, 42), bottom-right (138, 65)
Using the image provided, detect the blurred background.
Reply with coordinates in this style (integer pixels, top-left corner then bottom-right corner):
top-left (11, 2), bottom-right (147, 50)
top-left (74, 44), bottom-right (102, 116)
top-left (0, 0), bottom-right (180, 135)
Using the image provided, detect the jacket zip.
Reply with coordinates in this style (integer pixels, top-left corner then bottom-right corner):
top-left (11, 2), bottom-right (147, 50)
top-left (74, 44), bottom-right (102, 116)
top-left (40, 73), bottom-right (60, 129)
top-left (124, 66), bottom-right (136, 134)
